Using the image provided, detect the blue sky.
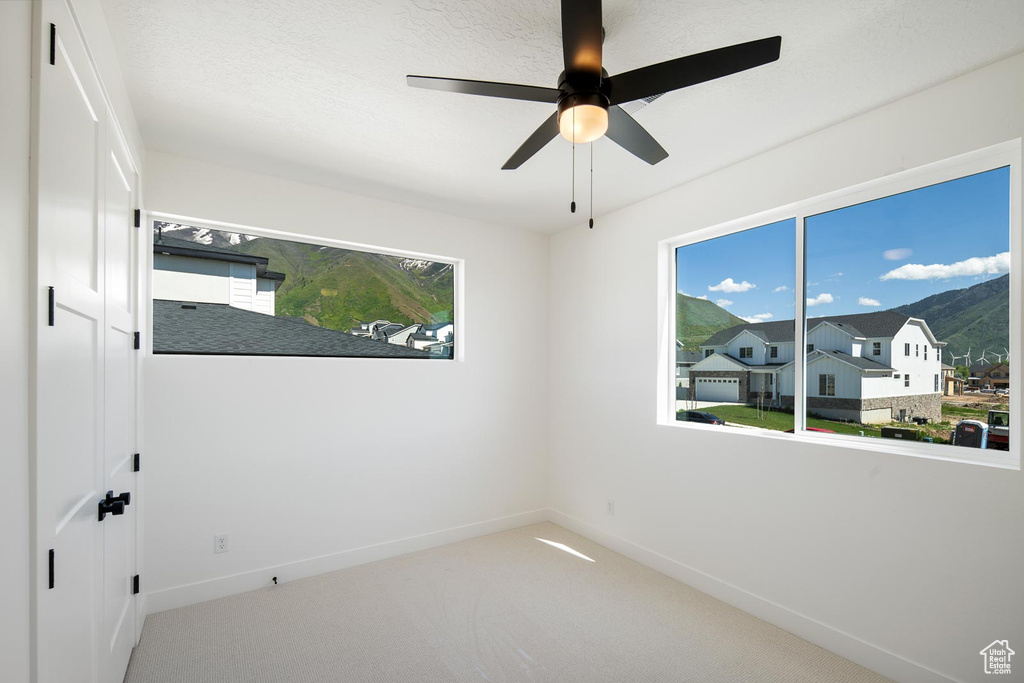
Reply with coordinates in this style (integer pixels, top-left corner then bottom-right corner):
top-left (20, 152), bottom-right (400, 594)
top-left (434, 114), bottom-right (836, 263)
top-left (676, 166), bottom-right (1010, 323)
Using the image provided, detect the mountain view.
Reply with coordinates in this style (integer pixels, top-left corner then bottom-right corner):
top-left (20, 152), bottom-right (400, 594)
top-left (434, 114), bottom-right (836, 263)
top-left (155, 223), bottom-right (454, 332)
top-left (891, 273), bottom-right (1009, 364)
top-left (677, 274), bottom-right (1009, 362)
top-left (676, 293), bottom-right (746, 351)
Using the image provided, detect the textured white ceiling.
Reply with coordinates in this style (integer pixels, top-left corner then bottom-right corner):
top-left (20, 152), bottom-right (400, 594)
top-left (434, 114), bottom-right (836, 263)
top-left (100, 0), bottom-right (1024, 233)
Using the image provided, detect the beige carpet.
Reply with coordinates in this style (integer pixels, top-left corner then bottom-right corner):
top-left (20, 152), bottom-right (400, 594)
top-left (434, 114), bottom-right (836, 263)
top-left (125, 522), bottom-right (891, 683)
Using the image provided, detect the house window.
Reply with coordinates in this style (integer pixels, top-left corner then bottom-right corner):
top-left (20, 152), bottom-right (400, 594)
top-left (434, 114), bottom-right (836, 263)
top-left (770, 346), bottom-right (778, 359)
top-left (151, 221), bottom-right (458, 359)
top-left (704, 349), bottom-right (714, 358)
top-left (669, 147), bottom-right (1016, 467)
top-left (934, 374), bottom-right (939, 392)
top-left (674, 218), bottom-right (795, 431)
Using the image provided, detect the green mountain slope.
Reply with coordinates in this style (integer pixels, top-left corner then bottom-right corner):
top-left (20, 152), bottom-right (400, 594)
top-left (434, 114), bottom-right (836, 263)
top-left (891, 274), bottom-right (1008, 363)
top-left (676, 293), bottom-right (746, 351)
top-left (156, 224), bottom-right (454, 332)
top-left (236, 239), bottom-right (454, 331)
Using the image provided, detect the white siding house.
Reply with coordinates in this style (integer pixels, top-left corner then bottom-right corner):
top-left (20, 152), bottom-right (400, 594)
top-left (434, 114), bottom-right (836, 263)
top-left (687, 311), bottom-right (945, 423)
top-left (153, 236), bottom-right (285, 315)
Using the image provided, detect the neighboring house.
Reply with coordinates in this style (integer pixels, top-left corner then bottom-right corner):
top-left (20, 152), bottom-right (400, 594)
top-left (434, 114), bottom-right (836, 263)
top-left (407, 321), bottom-right (456, 357)
top-left (423, 321), bottom-right (455, 343)
top-left (688, 311), bottom-right (946, 423)
top-left (152, 237), bottom-right (430, 358)
top-left (967, 361), bottom-right (1010, 390)
top-left (676, 350), bottom-right (703, 386)
top-left (385, 323), bottom-right (423, 346)
top-left (350, 320), bottom-right (392, 337)
top-left (940, 363), bottom-right (965, 396)
top-left (407, 332), bottom-right (436, 351)
top-left (425, 340), bottom-right (455, 359)
top-left (153, 235), bottom-right (285, 315)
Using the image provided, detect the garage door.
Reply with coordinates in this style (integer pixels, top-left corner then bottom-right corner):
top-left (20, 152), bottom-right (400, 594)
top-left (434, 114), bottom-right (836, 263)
top-left (695, 378), bottom-right (739, 402)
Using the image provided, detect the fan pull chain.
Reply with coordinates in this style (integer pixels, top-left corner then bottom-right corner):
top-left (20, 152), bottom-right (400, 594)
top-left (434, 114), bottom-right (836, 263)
top-left (588, 142), bottom-right (594, 229)
top-left (570, 107), bottom-right (577, 214)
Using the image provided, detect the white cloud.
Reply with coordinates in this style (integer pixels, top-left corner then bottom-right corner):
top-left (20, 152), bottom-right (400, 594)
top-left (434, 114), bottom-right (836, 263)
top-left (880, 252), bottom-right (1009, 281)
top-left (883, 248), bottom-right (913, 261)
top-left (831, 272), bottom-right (844, 278)
top-left (681, 291), bottom-right (709, 300)
top-left (806, 293), bottom-right (834, 307)
top-left (858, 297), bottom-right (881, 307)
top-left (708, 277), bottom-right (756, 293)
top-left (715, 298), bottom-right (733, 307)
top-left (773, 285), bottom-right (789, 293)
top-left (741, 313), bottom-right (774, 323)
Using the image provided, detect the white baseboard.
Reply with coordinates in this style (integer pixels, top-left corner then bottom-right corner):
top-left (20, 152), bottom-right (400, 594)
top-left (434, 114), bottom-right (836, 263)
top-left (146, 509), bottom-right (548, 615)
top-left (546, 508), bottom-right (957, 683)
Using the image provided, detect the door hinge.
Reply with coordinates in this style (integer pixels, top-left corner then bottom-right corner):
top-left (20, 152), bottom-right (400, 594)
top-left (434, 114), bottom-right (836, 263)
top-left (133, 452), bottom-right (141, 472)
top-left (134, 209), bottom-right (141, 228)
top-left (133, 331), bottom-right (141, 350)
top-left (132, 574), bottom-right (140, 595)
top-left (48, 549), bottom-right (55, 589)
top-left (47, 286), bottom-right (55, 326)
top-left (49, 24), bottom-right (55, 66)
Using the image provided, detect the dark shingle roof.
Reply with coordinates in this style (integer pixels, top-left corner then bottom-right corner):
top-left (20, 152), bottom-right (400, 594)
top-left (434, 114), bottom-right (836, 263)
top-left (154, 235), bottom-right (269, 265)
top-left (700, 311), bottom-right (912, 347)
top-left (812, 349), bottom-right (893, 371)
top-left (676, 350), bottom-right (703, 364)
top-left (423, 321), bottom-right (453, 331)
top-left (153, 300), bottom-right (432, 358)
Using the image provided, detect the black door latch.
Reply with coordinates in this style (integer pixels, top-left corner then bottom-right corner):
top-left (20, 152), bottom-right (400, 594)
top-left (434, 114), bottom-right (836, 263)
top-left (98, 490), bottom-right (131, 521)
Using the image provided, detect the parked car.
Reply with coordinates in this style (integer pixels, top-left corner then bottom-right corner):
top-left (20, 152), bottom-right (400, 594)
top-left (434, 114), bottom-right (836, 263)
top-left (678, 410), bottom-right (725, 425)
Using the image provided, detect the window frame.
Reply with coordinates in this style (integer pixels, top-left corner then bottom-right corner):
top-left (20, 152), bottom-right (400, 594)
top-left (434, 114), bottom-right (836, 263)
top-left (145, 212), bottom-right (466, 362)
top-left (658, 140), bottom-right (1021, 470)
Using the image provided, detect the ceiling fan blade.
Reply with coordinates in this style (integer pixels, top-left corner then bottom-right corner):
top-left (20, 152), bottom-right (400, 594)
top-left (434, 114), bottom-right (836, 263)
top-left (605, 106), bottom-right (668, 165)
top-left (605, 36), bottom-right (782, 105)
top-left (502, 113), bottom-right (560, 170)
top-left (561, 0), bottom-right (603, 82)
top-left (407, 75), bottom-right (560, 103)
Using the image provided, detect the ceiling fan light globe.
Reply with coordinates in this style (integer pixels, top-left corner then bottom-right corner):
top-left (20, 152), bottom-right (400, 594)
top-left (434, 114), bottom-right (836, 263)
top-left (558, 104), bottom-right (608, 143)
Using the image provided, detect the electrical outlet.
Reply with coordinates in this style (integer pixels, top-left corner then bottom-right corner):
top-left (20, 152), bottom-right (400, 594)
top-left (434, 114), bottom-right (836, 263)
top-left (607, 500), bottom-right (615, 516)
top-left (214, 534), bottom-right (229, 554)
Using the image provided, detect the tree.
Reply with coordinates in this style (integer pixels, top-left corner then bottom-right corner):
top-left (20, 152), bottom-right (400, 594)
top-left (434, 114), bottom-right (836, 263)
top-left (954, 365), bottom-right (969, 380)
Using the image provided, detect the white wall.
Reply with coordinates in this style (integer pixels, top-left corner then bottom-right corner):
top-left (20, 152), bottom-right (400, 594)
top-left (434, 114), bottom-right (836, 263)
top-left (549, 52), bottom-right (1024, 683)
top-left (152, 254), bottom-right (231, 304)
top-left (142, 152), bottom-right (549, 611)
top-left (1, 4), bottom-right (32, 681)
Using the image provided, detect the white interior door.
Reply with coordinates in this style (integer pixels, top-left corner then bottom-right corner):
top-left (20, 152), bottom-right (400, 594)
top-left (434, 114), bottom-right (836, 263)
top-left (102, 118), bottom-right (139, 683)
top-left (35, 3), bottom-right (139, 682)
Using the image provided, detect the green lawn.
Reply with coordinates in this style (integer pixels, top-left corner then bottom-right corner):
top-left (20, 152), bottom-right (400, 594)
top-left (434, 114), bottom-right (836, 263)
top-left (679, 405), bottom-right (891, 440)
